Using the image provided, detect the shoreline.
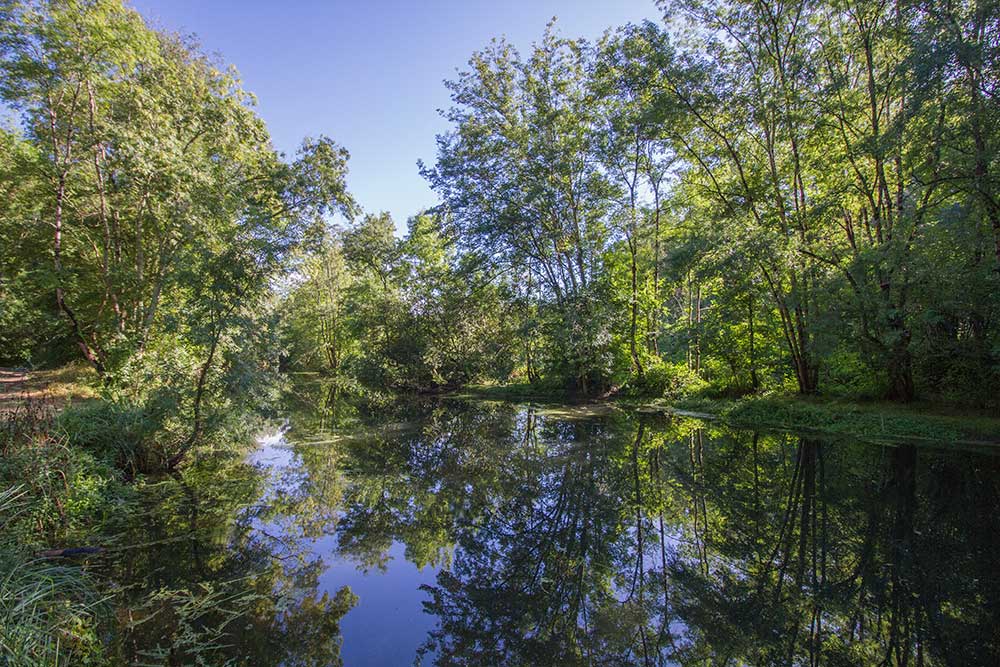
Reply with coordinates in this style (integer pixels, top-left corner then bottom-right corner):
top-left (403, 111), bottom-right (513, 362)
top-left (454, 384), bottom-right (1000, 446)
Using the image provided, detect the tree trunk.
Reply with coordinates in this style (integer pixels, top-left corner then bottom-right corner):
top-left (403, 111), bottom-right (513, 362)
top-left (886, 344), bottom-right (914, 402)
top-left (748, 291), bottom-right (759, 392)
top-left (54, 172), bottom-right (106, 375)
top-left (629, 237), bottom-right (644, 380)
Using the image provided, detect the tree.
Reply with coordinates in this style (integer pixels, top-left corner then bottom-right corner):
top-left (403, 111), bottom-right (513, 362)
top-left (423, 25), bottom-right (623, 391)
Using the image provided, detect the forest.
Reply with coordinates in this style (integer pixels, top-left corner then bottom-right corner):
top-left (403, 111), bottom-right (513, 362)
top-left (273, 0), bottom-right (1000, 405)
top-left (0, 0), bottom-right (998, 665)
top-left (2, 0), bottom-right (999, 405)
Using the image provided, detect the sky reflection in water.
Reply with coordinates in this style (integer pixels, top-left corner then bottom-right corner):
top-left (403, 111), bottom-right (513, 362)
top-left (125, 391), bottom-right (1000, 666)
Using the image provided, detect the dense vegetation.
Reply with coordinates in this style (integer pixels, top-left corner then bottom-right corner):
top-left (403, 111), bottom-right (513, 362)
top-left (0, 0), bottom-right (354, 469)
top-left (282, 1), bottom-right (1000, 406)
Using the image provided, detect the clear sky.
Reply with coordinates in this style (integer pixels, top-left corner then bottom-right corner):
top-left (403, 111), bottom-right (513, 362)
top-left (129, 1), bottom-right (663, 229)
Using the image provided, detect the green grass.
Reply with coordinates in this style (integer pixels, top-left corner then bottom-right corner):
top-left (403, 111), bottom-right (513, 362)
top-left (456, 381), bottom-right (1000, 445)
top-left (665, 395), bottom-right (1000, 444)
top-left (0, 486), bottom-right (107, 667)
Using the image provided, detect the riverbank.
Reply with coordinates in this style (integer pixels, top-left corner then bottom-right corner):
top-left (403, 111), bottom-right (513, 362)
top-left (8, 366), bottom-right (1000, 446)
top-left (664, 396), bottom-right (1000, 445)
top-left (0, 364), bottom-right (302, 665)
top-left (458, 383), bottom-right (1000, 445)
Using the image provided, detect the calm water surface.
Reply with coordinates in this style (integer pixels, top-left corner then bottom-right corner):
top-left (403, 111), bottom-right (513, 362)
top-left (106, 389), bottom-right (1000, 665)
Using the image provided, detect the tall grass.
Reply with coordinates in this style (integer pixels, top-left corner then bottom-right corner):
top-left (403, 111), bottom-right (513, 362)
top-left (0, 395), bottom-right (109, 666)
top-left (0, 391), bottom-right (283, 665)
top-left (55, 401), bottom-right (155, 476)
top-left (0, 487), bottom-right (105, 666)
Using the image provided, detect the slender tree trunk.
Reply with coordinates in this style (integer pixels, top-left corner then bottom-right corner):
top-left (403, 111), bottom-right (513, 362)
top-left (48, 86), bottom-right (107, 375)
top-left (168, 291), bottom-right (243, 469)
top-left (748, 290), bottom-right (759, 392)
top-left (629, 234), bottom-right (644, 380)
top-left (54, 172), bottom-right (106, 375)
top-left (87, 82), bottom-right (124, 334)
top-left (650, 187), bottom-right (661, 355)
top-left (524, 267), bottom-right (538, 384)
top-left (886, 318), bottom-right (915, 402)
top-left (687, 273), bottom-right (694, 372)
top-left (168, 319), bottom-right (221, 469)
top-left (694, 284), bottom-right (702, 374)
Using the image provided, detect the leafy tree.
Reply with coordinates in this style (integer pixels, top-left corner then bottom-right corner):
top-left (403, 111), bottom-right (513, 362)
top-left (0, 0), bottom-right (355, 464)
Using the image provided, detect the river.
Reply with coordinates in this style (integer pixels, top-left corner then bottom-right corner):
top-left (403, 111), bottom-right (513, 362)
top-left (100, 387), bottom-right (1000, 665)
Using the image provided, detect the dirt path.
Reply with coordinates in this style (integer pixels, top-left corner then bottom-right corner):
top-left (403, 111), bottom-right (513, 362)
top-left (0, 368), bottom-right (28, 389)
top-left (0, 368), bottom-right (31, 409)
top-left (0, 364), bottom-right (97, 412)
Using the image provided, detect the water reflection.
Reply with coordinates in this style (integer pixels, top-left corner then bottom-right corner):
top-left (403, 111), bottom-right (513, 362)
top-left (112, 387), bottom-right (1000, 665)
top-left (101, 445), bottom-right (357, 665)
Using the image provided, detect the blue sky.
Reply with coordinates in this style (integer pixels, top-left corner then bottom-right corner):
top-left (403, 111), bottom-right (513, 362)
top-left (130, 1), bottom-right (663, 229)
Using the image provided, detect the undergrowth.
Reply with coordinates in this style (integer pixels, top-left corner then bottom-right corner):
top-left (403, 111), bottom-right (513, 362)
top-left (0, 393), bottom-right (287, 666)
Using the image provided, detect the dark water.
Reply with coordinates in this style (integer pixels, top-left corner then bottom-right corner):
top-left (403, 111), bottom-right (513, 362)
top-left (104, 390), bottom-right (1000, 666)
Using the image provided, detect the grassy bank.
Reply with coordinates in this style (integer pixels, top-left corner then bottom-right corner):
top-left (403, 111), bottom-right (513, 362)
top-left (0, 389), bottom-right (129, 665)
top-left (457, 382), bottom-right (1000, 445)
top-left (0, 367), bottom-right (276, 665)
top-left (648, 395), bottom-right (1000, 445)
top-left (450, 382), bottom-right (579, 402)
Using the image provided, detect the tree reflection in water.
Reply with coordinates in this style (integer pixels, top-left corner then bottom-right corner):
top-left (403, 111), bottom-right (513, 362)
top-left (102, 438), bottom-right (357, 665)
top-left (118, 387), bottom-right (1000, 665)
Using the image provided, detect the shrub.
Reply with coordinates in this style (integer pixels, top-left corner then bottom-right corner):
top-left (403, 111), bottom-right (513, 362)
top-left (56, 401), bottom-right (159, 475)
top-left (630, 360), bottom-right (709, 399)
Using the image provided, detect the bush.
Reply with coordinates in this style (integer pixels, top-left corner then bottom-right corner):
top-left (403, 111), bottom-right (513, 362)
top-left (1, 398), bottom-right (122, 545)
top-left (55, 401), bottom-right (169, 475)
top-left (629, 360), bottom-right (708, 399)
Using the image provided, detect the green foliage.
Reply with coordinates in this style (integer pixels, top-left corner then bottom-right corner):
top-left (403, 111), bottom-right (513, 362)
top-left (6, 0), bottom-right (998, 408)
top-left (0, 399), bottom-right (125, 545)
top-left (408, 4), bottom-right (1000, 403)
top-left (0, 0), bottom-right (355, 462)
top-left (628, 358), bottom-right (707, 399)
top-left (280, 211), bottom-right (517, 391)
top-left (56, 401), bottom-right (158, 474)
top-left (3, 0), bottom-right (1000, 655)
